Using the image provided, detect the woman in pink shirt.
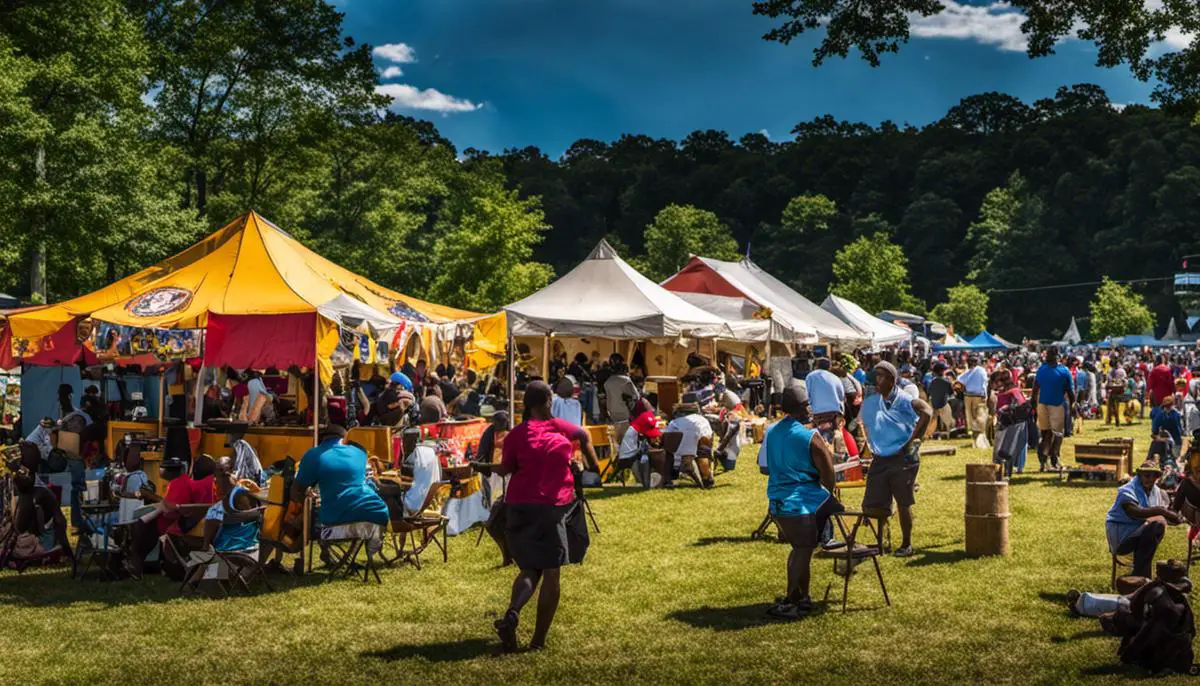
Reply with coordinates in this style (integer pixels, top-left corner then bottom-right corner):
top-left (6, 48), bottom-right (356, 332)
top-left (488, 381), bottom-right (598, 653)
top-left (991, 370), bottom-right (1029, 478)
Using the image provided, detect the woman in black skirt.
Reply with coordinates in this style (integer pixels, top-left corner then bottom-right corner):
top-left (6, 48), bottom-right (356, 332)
top-left (486, 381), bottom-right (598, 653)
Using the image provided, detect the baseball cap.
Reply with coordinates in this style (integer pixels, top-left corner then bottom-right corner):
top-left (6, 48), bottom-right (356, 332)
top-left (389, 371), bottom-right (413, 392)
top-left (631, 411), bottom-right (661, 439)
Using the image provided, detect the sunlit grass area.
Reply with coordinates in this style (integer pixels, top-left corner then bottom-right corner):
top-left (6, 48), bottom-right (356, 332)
top-left (0, 418), bottom-right (1194, 684)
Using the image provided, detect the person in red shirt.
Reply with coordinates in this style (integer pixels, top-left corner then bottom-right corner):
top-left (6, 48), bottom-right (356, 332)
top-left (1148, 355), bottom-right (1175, 408)
top-left (485, 381), bottom-right (599, 653)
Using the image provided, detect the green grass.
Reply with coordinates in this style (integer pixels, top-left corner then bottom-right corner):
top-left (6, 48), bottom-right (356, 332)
top-left (2, 419), bottom-right (1196, 684)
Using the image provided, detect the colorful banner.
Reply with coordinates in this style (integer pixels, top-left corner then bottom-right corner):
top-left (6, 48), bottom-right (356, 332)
top-left (91, 321), bottom-right (203, 361)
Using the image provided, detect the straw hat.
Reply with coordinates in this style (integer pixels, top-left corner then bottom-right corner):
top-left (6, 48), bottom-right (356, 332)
top-left (1136, 460), bottom-right (1163, 475)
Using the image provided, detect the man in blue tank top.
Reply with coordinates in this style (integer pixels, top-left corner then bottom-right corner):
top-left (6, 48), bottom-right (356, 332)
top-left (761, 384), bottom-right (840, 620)
top-left (860, 361), bottom-right (933, 558)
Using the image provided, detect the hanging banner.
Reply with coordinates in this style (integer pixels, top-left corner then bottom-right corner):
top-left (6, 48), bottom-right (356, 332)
top-left (91, 322), bottom-right (204, 362)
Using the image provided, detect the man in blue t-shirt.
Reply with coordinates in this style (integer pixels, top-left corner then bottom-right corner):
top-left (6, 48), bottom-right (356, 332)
top-left (293, 425), bottom-right (389, 528)
top-left (1031, 346), bottom-right (1076, 471)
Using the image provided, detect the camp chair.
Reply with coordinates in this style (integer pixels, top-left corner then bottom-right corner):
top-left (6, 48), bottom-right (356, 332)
top-left (823, 510), bottom-right (891, 613)
top-left (180, 506), bottom-right (271, 596)
top-left (388, 481), bottom-right (451, 570)
top-left (661, 432), bottom-right (692, 486)
top-left (316, 521), bottom-right (384, 584)
top-left (600, 425), bottom-right (635, 485)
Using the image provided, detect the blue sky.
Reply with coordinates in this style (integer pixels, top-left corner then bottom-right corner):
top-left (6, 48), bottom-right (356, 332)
top-left (339, 0), bottom-right (1164, 156)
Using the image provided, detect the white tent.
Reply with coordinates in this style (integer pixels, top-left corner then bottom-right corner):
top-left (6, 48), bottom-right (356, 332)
top-left (662, 256), bottom-right (867, 346)
top-left (1055, 317), bottom-right (1082, 346)
top-left (504, 240), bottom-right (733, 339)
top-left (820, 294), bottom-right (910, 346)
top-left (1164, 318), bottom-right (1181, 341)
top-left (671, 292), bottom-right (795, 343)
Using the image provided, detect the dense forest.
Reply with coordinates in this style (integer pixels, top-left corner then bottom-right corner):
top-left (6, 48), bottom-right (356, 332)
top-left (2, 1), bottom-right (1199, 341)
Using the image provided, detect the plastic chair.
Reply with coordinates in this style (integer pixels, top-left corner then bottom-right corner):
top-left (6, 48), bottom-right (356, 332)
top-left (823, 510), bottom-right (891, 612)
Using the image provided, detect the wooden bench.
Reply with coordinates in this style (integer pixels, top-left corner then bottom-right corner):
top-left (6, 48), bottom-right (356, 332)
top-left (1065, 438), bottom-right (1133, 482)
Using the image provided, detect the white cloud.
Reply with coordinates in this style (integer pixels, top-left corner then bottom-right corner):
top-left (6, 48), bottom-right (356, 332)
top-left (758, 128), bottom-right (771, 139)
top-left (373, 42), bottom-right (417, 64)
top-left (376, 84), bottom-right (482, 114)
top-left (909, 1), bottom-right (1028, 52)
top-left (379, 65), bottom-right (404, 79)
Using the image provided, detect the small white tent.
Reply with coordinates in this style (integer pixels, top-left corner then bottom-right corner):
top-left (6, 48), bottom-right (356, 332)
top-left (504, 240), bottom-right (732, 339)
top-left (819, 294), bottom-right (910, 346)
top-left (1057, 317), bottom-right (1082, 346)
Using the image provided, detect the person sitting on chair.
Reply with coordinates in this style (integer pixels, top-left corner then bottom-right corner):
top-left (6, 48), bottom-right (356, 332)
top-left (194, 457), bottom-right (261, 559)
top-left (25, 417), bottom-right (55, 461)
top-left (11, 463), bottom-right (72, 564)
top-left (374, 372), bottom-right (416, 427)
top-left (617, 410), bottom-right (662, 487)
top-left (291, 425), bottom-right (389, 559)
top-left (763, 383), bottom-right (841, 620)
top-left (126, 457), bottom-right (192, 577)
top-left (1106, 460), bottom-right (1185, 579)
top-left (419, 385), bottom-right (448, 425)
top-left (665, 394), bottom-right (715, 489)
top-left (551, 378), bottom-right (583, 427)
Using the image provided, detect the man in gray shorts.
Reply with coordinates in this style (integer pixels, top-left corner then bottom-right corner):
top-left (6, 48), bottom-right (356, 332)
top-left (859, 361), bottom-right (933, 557)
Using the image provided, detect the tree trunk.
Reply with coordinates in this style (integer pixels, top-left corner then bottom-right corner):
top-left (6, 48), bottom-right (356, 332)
top-left (30, 142), bottom-right (47, 304)
top-left (196, 167), bottom-right (208, 216)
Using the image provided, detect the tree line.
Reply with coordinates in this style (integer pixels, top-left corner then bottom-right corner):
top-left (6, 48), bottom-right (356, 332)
top-left (2, 1), bottom-right (1198, 341)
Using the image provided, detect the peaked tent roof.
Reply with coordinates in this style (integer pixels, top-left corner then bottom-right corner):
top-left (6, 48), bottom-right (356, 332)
top-left (662, 256), bottom-right (867, 346)
top-left (1059, 317), bottom-right (1082, 345)
top-left (8, 211), bottom-right (477, 338)
top-left (969, 331), bottom-right (1017, 350)
top-left (672, 292), bottom-right (794, 343)
top-left (1164, 318), bottom-right (1181, 341)
top-left (820, 294), bottom-right (909, 346)
top-left (504, 240), bottom-right (732, 339)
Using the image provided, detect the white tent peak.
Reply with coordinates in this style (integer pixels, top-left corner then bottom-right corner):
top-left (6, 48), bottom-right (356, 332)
top-left (1164, 318), bottom-right (1181, 341)
top-left (1060, 317), bottom-right (1082, 345)
top-left (587, 239), bottom-right (620, 261)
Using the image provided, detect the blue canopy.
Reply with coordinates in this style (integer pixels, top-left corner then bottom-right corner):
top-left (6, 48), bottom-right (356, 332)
top-left (968, 331), bottom-right (1017, 351)
top-left (1114, 335), bottom-right (1176, 348)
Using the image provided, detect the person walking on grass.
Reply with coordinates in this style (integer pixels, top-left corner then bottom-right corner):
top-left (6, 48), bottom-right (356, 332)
top-left (761, 384), bottom-right (842, 620)
top-left (487, 381), bottom-right (599, 653)
top-left (1031, 346), bottom-right (1075, 472)
top-left (860, 361), bottom-right (933, 558)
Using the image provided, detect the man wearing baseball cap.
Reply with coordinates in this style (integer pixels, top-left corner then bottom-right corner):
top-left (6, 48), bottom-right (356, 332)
top-left (373, 372), bottom-right (416, 427)
top-left (617, 410), bottom-right (662, 487)
top-left (859, 361), bottom-right (933, 557)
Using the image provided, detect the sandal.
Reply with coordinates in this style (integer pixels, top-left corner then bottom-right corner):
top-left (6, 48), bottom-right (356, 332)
top-left (494, 610), bottom-right (520, 653)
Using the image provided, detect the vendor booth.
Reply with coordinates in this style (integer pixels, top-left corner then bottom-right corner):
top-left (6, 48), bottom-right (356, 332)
top-left (820, 294), bottom-right (910, 347)
top-left (2, 211), bottom-right (502, 555)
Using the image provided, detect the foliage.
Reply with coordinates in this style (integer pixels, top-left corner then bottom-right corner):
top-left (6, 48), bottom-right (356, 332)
top-left (427, 160), bottom-right (554, 312)
top-left (929, 283), bottom-right (989, 336)
top-left (1089, 277), bottom-right (1154, 340)
top-left (830, 232), bottom-right (925, 316)
top-left (641, 204), bottom-right (740, 282)
top-left (751, 0), bottom-right (1200, 109)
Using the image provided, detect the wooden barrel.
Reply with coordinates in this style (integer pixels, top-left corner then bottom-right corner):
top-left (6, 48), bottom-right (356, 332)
top-left (964, 464), bottom-right (1011, 557)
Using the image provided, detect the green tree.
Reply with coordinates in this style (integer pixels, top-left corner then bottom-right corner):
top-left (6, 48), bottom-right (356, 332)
top-left (751, 0), bottom-right (1200, 106)
top-left (641, 204), bottom-right (740, 281)
top-left (1089, 278), bottom-right (1154, 340)
top-left (0, 0), bottom-right (200, 302)
top-left (781, 193), bottom-right (837, 234)
top-left (757, 193), bottom-right (840, 298)
top-left (427, 160), bottom-right (554, 311)
top-left (929, 283), bottom-right (989, 336)
top-left (829, 232), bottom-right (924, 315)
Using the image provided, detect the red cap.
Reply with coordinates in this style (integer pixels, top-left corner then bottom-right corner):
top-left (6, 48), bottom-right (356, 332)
top-left (631, 411), bottom-right (661, 439)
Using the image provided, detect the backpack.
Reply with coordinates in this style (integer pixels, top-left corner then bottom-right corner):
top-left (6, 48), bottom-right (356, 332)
top-left (1116, 580), bottom-right (1197, 674)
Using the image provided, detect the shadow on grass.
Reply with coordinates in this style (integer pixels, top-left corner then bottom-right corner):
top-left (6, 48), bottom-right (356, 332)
top-left (1043, 478), bottom-right (1121, 489)
top-left (362, 638), bottom-right (495, 662)
top-left (904, 548), bottom-right (971, 568)
top-left (1049, 629), bottom-right (1109, 643)
top-left (692, 535), bottom-right (771, 547)
top-left (1038, 591), bottom-right (1067, 604)
top-left (667, 602), bottom-right (830, 631)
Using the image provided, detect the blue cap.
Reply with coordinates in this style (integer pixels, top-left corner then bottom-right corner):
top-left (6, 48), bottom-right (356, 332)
top-left (389, 372), bottom-right (413, 391)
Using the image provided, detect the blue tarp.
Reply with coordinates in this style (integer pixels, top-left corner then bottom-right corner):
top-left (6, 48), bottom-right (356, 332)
top-left (1114, 335), bottom-right (1178, 348)
top-left (20, 365), bottom-right (163, 428)
top-left (968, 331), bottom-right (1017, 350)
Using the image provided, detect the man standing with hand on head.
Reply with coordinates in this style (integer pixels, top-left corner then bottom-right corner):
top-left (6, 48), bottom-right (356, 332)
top-left (860, 361), bottom-right (933, 558)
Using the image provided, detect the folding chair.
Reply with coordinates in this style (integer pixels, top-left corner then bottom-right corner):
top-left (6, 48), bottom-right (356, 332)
top-left (823, 510), bottom-right (891, 612)
top-left (661, 432), bottom-right (687, 486)
top-left (317, 522), bottom-right (384, 584)
top-left (180, 506), bottom-right (271, 596)
top-left (1182, 500), bottom-right (1200, 574)
top-left (388, 482), bottom-right (451, 570)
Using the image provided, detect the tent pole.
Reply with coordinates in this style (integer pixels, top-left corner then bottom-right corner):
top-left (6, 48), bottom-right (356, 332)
top-left (313, 319), bottom-right (320, 447)
top-left (765, 333), bottom-right (773, 416)
top-left (157, 371), bottom-right (165, 437)
top-left (542, 335), bottom-right (551, 381)
top-left (507, 334), bottom-right (516, 425)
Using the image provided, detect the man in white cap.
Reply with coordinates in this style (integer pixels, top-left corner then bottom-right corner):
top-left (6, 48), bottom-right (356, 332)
top-left (860, 361), bottom-right (933, 557)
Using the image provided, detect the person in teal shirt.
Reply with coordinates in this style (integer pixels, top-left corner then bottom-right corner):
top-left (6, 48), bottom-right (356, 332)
top-left (759, 383), bottom-right (839, 620)
top-left (294, 425), bottom-right (389, 527)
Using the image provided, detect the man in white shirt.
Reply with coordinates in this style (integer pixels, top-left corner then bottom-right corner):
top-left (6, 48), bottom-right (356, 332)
top-left (25, 417), bottom-right (55, 461)
top-left (665, 395), bottom-right (714, 488)
top-left (958, 356), bottom-right (990, 448)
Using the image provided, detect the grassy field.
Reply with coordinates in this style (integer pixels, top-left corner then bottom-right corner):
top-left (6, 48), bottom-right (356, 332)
top-left (1, 418), bottom-right (1196, 685)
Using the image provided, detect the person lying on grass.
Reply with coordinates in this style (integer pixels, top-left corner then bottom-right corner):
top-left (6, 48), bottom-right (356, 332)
top-left (761, 383), bottom-right (842, 621)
